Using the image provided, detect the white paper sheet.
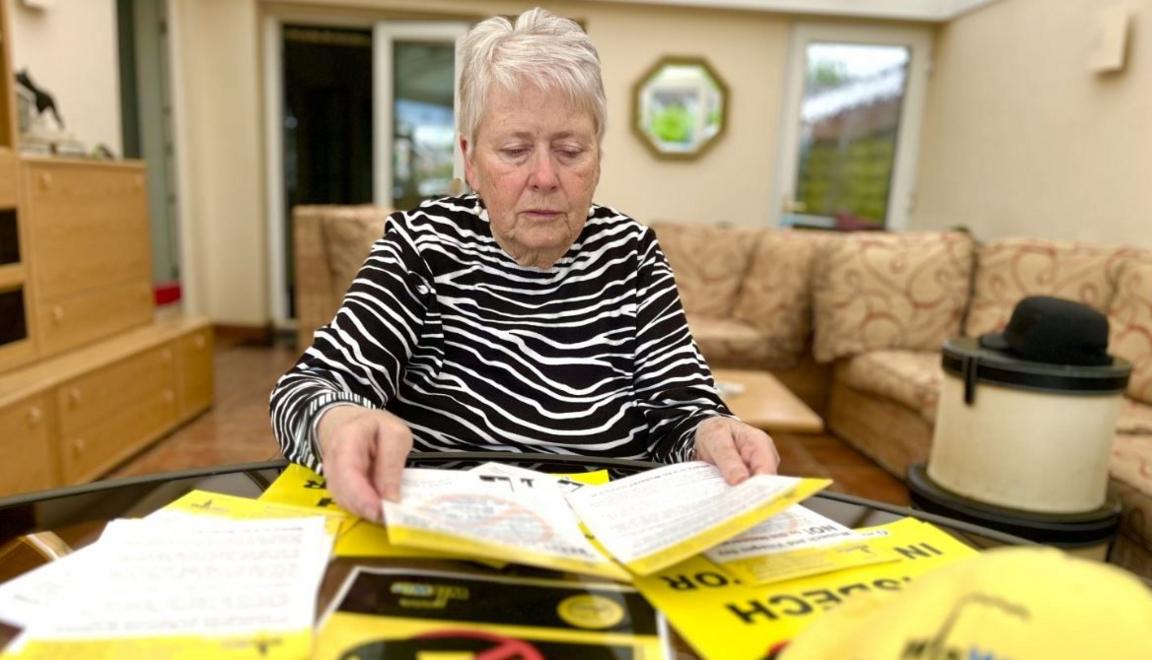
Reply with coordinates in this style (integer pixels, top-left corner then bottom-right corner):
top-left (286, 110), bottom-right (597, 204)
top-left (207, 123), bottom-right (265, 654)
top-left (16, 515), bottom-right (333, 640)
top-left (565, 461), bottom-right (800, 563)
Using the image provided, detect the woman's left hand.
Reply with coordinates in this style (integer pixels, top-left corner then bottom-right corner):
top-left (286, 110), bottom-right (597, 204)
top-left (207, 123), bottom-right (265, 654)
top-left (693, 416), bottom-right (780, 484)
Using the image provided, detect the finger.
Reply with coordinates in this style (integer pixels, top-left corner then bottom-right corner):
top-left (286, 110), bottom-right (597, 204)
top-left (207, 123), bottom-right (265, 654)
top-left (734, 426), bottom-right (780, 475)
top-left (328, 436), bottom-right (383, 520)
top-left (373, 423), bottom-right (413, 504)
top-left (699, 424), bottom-right (749, 484)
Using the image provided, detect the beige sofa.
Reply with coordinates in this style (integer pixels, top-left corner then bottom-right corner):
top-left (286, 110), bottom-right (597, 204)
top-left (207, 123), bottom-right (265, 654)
top-left (651, 221), bottom-right (1152, 579)
top-left (292, 205), bottom-right (1152, 578)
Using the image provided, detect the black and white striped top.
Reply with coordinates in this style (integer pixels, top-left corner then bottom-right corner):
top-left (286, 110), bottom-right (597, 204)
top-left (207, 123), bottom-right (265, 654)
top-left (270, 195), bottom-right (729, 473)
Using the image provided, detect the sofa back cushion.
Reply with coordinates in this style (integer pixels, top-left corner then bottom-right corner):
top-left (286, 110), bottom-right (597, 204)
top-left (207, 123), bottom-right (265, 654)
top-left (963, 238), bottom-right (1126, 338)
top-left (731, 229), bottom-right (833, 364)
top-left (812, 231), bottom-right (974, 362)
top-left (320, 207), bottom-right (390, 301)
top-left (1109, 250), bottom-right (1152, 404)
top-left (649, 221), bottom-right (758, 318)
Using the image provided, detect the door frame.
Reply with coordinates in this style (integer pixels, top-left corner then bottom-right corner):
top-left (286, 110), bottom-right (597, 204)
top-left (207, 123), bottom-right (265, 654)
top-left (262, 11), bottom-right (374, 329)
top-left (771, 22), bottom-right (933, 231)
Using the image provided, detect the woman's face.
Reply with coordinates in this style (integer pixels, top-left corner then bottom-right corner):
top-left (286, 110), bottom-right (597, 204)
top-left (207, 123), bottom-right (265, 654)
top-left (462, 83), bottom-right (600, 269)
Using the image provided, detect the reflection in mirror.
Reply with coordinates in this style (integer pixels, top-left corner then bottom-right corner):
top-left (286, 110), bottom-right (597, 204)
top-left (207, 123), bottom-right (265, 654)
top-left (633, 57), bottom-right (728, 160)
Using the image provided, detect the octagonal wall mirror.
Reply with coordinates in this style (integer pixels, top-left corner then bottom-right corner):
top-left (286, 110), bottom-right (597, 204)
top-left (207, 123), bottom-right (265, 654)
top-left (632, 56), bottom-right (729, 160)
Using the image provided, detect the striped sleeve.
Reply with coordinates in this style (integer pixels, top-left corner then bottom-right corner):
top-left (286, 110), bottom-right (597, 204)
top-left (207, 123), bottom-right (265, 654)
top-left (268, 211), bottom-right (432, 472)
top-left (632, 226), bottom-right (732, 463)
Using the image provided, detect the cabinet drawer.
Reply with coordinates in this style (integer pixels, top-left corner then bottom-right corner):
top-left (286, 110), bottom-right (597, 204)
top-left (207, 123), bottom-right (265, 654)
top-left (24, 162), bottom-right (150, 299)
top-left (59, 386), bottom-right (177, 484)
top-left (176, 327), bottom-right (214, 419)
top-left (57, 344), bottom-right (176, 437)
top-left (0, 394), bottom-right (57, 496)
top-left (57, 346), bottom-right (177, 483)
top-left (38, 280), bottom-right (153, 356)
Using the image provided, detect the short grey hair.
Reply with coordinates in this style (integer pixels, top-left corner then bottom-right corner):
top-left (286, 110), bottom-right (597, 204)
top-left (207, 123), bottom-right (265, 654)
top-left (457, 8), bottom-right (607, 146)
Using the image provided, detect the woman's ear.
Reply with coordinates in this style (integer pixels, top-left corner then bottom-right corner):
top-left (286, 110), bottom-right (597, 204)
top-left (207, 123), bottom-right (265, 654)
top-left (459, 135), bottom-right (478, 190)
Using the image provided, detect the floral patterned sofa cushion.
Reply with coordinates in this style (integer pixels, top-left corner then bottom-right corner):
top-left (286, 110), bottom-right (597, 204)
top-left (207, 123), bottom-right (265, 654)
top-left (1109, 250), bottom-right (1152, 404)
top-left (649, 221), bottom-right (758, 319)
top-left (964, 238), bottom-right (1127, 338)
top-left (812, 231), bottom-right (974, 363)
top-left (837, 350), bottom-right (943, 422)
top-left (730, 229), bottom-right (833, 369)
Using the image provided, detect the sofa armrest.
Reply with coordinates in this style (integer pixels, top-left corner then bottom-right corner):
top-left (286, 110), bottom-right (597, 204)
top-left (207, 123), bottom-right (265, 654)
top-left (292, 205), bottom-right (390, 353)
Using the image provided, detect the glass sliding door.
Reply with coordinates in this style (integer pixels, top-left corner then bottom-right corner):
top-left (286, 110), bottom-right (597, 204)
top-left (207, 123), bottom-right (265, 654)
top-left (373, 23), bottom-right (468, 209)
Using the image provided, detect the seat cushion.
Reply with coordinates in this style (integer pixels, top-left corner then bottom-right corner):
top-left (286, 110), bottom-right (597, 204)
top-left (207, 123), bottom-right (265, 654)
top-left (731, 229), bottom-right (833, 369)
top-left (649, 222), bottom-right (758, 319)
top-left (686, 315), bottom-right (787, 369)
top-left (1109, 250), bottom-right (1152, 404)
top-left (812, 231), bottom-right (974, 362)
top-left (836, 349), bottom-right (943, 423)
top-left (964, 238), bottom-right (1126, 338)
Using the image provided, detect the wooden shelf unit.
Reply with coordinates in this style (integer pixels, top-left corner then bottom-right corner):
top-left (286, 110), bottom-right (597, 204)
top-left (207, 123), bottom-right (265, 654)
top-left (0, 2), bottom-right (216, 498)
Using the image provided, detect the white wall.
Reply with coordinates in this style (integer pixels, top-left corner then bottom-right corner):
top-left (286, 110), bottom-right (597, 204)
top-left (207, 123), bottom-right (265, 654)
top-left (167, 0), bottom-right (800, 325)
top-left (7, 0), bottom-right (122, 155)
top-left (912, 0), bottom-right (1152, 246)
top-left (168, 0), bottom-right (265, 324)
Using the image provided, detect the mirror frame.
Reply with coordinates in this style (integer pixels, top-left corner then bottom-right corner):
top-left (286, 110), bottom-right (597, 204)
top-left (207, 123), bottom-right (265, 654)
top-left (630, 56), bottom-right (730, 161)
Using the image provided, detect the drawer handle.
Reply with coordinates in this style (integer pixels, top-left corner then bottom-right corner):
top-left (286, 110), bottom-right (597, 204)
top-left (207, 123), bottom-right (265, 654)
top-left (72, 438), bottom-right (86, 457)
top-left (163, 389), bottom-right (175, 404)
top-left (26, 406), bottom-right (43, 427)
top-left (52, 306), bottom-right (64, 323)
top-left (194, 334), bottom-right (206, 350)
top-left (67, 387), bottom-right (82, 408)
top-left (161, 349), bottom-right (173, 363)
top-left (39, 172), bottom-right (52, 189)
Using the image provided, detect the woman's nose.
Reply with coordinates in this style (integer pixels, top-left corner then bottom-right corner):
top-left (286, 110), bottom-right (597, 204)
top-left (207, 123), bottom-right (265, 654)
top-left (528, 152), bottom-right (559, 190)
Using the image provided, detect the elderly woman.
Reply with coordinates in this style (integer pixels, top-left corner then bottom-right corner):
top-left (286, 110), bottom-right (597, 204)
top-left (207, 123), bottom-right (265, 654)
top-left (270, 8), bottom-right (778, 520)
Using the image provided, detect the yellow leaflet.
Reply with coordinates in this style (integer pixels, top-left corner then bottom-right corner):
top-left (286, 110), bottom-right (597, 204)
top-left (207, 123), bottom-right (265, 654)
top-left (632, 517), bottom-right (979, 660)
top-left (258, 464), bottom-right (350, 516)
top-left (716, 539), bottom-right (898, 586)
top-left (624, 478), bottom-right (831, 576)
top-left (386, 525), bottom-right (631, 582)
top-left (555, 469), bottom-right (611, 485)
top-left (9, 629), bottom-right (310, 660)
top-left (315, 613), bottom-right (665, 660)
top-left (162, 490), bottom-right (349, 536)
top-left (333, 520), bottom-right (504, 568)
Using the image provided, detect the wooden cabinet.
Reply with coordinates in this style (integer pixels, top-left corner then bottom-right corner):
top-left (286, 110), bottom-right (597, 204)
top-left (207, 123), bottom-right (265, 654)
top-left (0, 2), bottom-right (214, 497)
top-left (0, 318), bottom-right (213, 497)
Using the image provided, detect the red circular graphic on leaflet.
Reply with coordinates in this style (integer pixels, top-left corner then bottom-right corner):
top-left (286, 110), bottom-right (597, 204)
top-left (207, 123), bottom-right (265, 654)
top-left (418, 494), bottom-right (555, 544)
top-left (414, 629), bottom-right (545, 660)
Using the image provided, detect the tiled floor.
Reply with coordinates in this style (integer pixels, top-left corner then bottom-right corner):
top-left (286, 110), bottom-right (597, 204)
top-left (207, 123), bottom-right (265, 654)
top-left (112, 337), bottom-right (909, 506)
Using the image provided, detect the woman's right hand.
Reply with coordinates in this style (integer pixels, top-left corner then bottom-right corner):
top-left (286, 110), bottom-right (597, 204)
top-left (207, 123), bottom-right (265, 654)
top-left (315, 405), bottom-right (413, 521)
